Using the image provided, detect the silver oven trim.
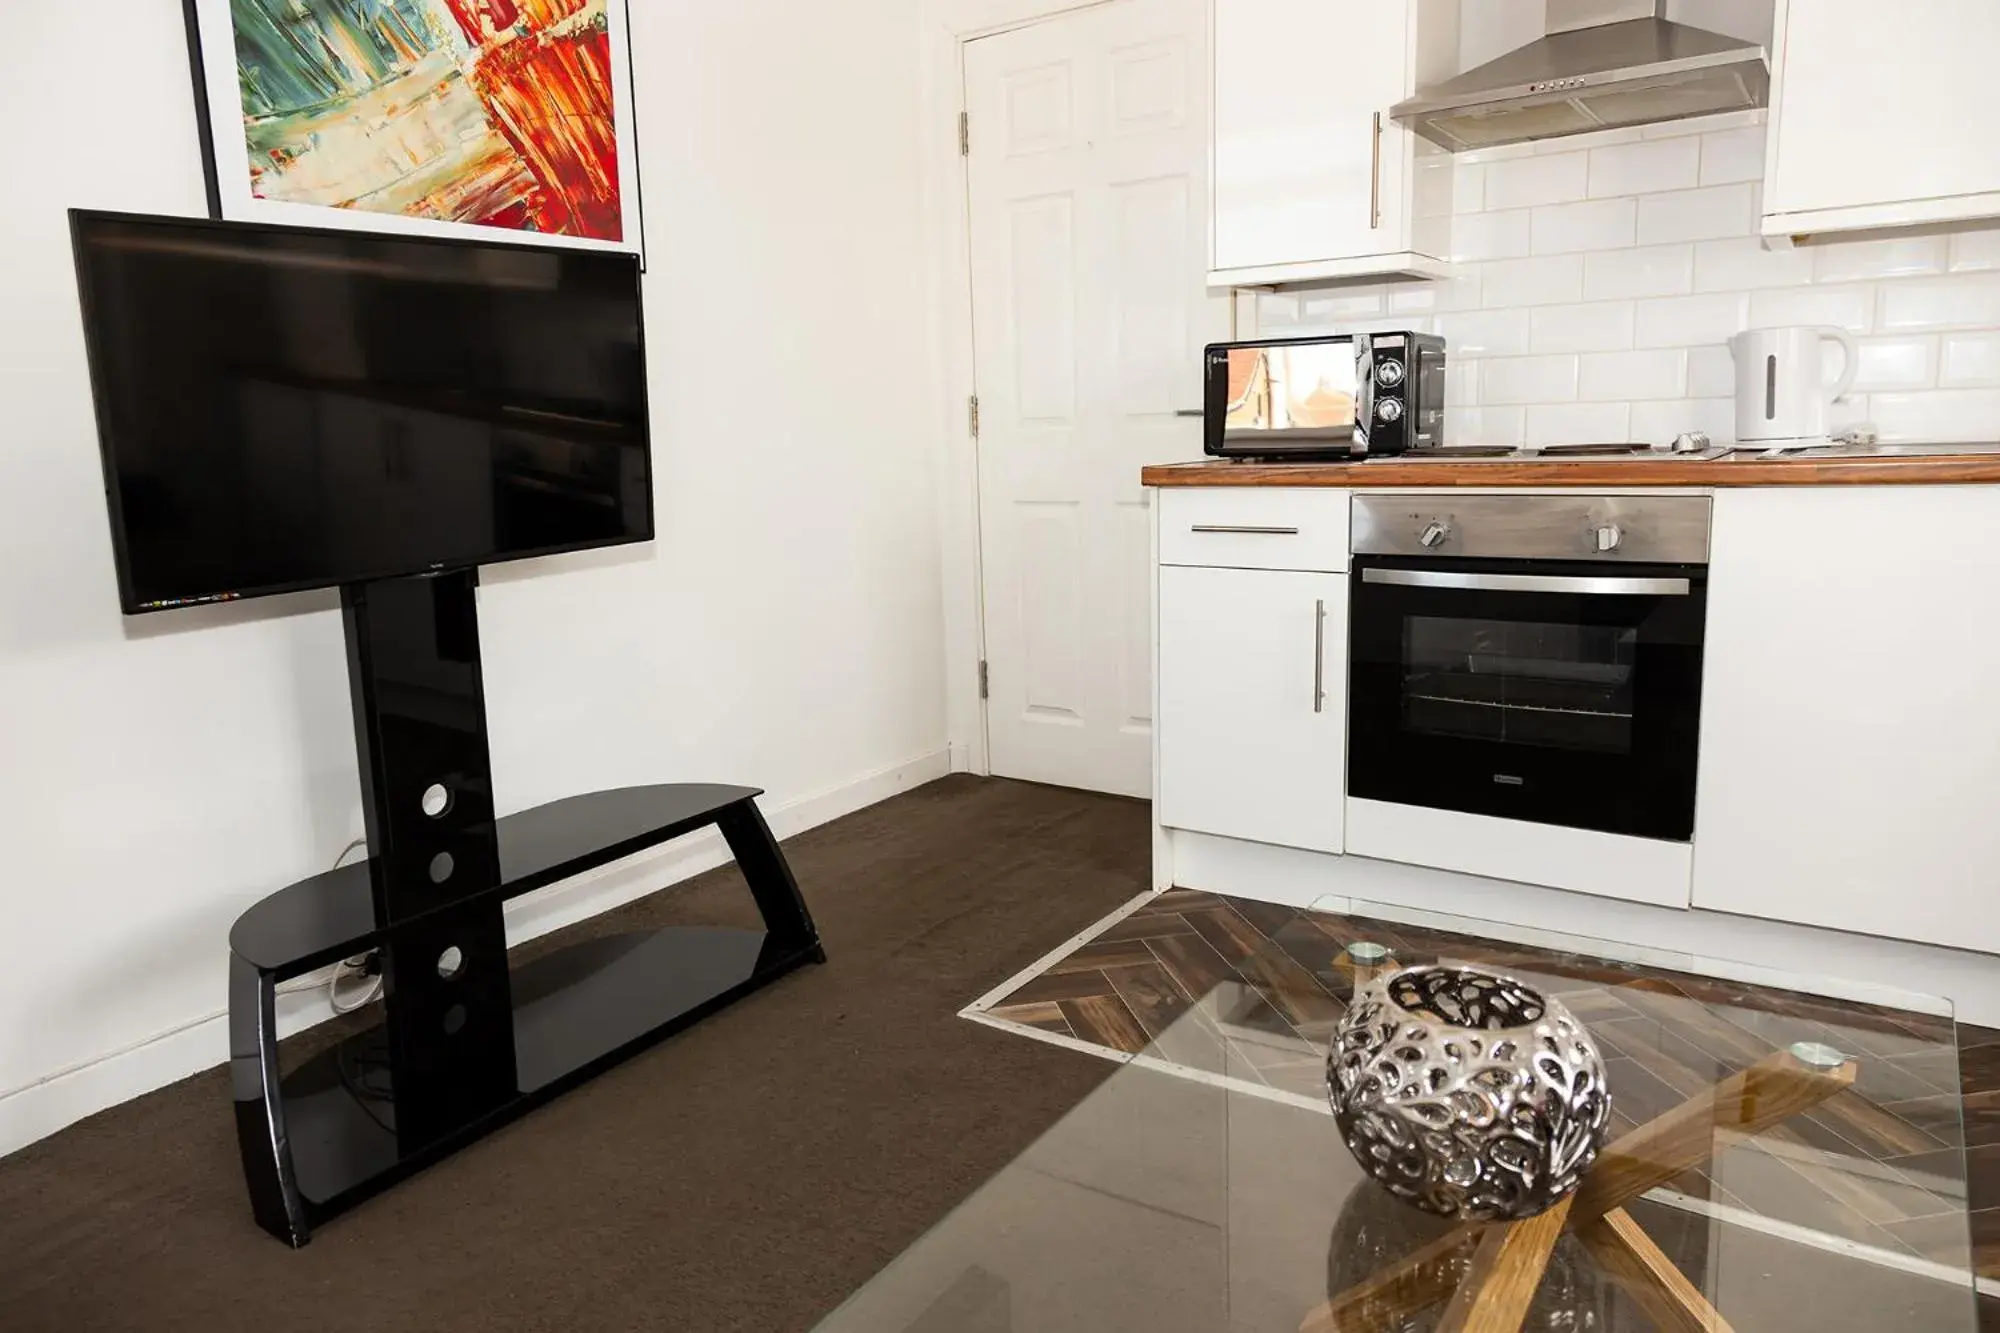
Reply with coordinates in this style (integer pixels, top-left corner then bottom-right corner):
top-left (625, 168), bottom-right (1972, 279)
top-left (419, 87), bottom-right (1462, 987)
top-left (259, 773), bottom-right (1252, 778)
top-left (1352, 494), bottom-right (1711, 564)
top-left (1361, 568), bottom-right (1692, 597)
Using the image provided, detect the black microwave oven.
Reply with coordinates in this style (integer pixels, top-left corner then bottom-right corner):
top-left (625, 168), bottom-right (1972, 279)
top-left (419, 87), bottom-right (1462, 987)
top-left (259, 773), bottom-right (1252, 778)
top-left (1203, 331), bottom-right (1446, 460)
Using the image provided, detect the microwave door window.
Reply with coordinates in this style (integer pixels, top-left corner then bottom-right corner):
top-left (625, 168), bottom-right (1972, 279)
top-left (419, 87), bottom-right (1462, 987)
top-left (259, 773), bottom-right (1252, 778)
top-left (1225, 346), bottom-right (1355, 443)
top-left (1404, 616), bottom-right (1640, 754)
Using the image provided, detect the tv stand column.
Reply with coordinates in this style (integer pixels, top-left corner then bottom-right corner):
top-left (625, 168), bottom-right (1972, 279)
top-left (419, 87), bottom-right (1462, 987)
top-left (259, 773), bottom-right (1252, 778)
top-left (228, 571), bottom-right (824, 1246)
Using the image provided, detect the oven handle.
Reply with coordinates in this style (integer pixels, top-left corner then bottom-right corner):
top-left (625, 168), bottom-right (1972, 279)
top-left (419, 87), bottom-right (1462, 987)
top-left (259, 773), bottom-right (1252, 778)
top-left (1361, 568), bottom-right (1692, 597)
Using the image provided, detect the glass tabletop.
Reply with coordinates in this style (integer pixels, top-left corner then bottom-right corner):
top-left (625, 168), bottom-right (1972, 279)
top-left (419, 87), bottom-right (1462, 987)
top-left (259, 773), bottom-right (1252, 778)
top-left (812, 893), bottom-right (1977, 1332)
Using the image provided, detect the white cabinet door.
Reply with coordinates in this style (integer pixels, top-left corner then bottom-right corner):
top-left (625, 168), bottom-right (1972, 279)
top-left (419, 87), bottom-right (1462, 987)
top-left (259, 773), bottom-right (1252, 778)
top-left (1764, 0), bottom-right (2000, 234)
top-left (1212, 0), bottom-right (1448, 284)
top-left (1691, 488), bottom-right (2000, 955)
top-left (1158, 564), bottom-right (1347, 852)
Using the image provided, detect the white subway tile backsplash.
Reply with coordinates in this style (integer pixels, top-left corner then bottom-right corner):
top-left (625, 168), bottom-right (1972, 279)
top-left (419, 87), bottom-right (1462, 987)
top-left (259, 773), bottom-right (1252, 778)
top-left (1479, 255), bottom-right (1584, 308)
top-left (1749, 284), bottom-right (1874, 333)
top-left (1453, 209), bottom-right (1534, 262)
top-left (1692, 237), bottom-right (1813, 292)
top-left (1435, 308), bottom-right (1533, 358)
top-left (1687, 346), bottom-right (1736, 398)
top-left (1447, 405), bottom-right (1526, 445)
top-left (1481, 354), bottom-right (1582, 404)
top-left (1853, 336), bottom-right (1936, 391)
top-left (1867, 389), bottom-right (2000, 442)
top-left (1636, 184), bottom-right (1756, 245)
top-left (1635, 293), bottom-right (1750, 349)
top-left (1948, 228), bottom-right (2000, 273)
top-left (1587, 138), bottom-right (1699, 198)
top-left (1530, 302), bottom-right (1635, 354)
top-left (1940, 333), bottom-right (2000, 386)
top-left (1453, 162), bottom-right (1486, 213)
top-left (1446, 360), bottom-right (1479, 406)
top-left (1630, 397), bottom-right (1737, 446)
top-left (1526, 402), bottom-right (1631, 445)
top-left (1812, 236), bottom-right (1947, 284)
top-left (1579, 350), bottom-right (1686, 401)
top-left (1531, 198), bottom-right (1637, 254)
top-left (1582, 245), bottom-right (1695, 300)
top-left (1300, 291), bottom-right (1385, 320)
top-left (1485, 153), bottom-right (1590, 210)
top-left (1879, 275), bottom-right (2000, 331)
top-left (1698, 126), bottom-right (1766, 186)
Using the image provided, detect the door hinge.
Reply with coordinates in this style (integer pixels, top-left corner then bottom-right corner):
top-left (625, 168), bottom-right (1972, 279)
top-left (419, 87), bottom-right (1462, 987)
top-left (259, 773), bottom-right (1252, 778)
top-left (979, 660), bottom-right (990, 700)
top-left (968, 394), bottom-right (981, 438)
top-left (959, 111), bottom-right (970, 156)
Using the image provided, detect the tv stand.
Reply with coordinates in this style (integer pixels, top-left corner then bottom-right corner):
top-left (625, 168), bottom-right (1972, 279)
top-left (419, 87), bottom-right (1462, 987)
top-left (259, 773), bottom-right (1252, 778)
top-left (227, 571), bottom-right (824, 1246)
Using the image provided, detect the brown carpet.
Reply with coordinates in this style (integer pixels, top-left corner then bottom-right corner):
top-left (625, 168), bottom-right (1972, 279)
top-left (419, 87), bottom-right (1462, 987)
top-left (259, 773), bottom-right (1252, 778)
top-left (0, 776), bottom-right (1145, 1332)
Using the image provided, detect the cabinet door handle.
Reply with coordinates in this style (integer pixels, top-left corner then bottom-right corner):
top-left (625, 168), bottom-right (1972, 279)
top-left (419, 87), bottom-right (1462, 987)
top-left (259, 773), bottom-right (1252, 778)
top-left (1313, 599), bottom-right (1327, 714)
top-left (1369, 112), bottom-right (1383, 230)
top-left (1190, 524), bottom-right (1299, 535)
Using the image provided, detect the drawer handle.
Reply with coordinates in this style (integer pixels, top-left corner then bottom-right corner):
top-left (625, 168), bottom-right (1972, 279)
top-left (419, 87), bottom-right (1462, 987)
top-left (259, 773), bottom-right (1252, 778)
top-left (1190, 524), bottom-right (1300, 536)
top-left (1313, 599), bottom-right (1326, 714)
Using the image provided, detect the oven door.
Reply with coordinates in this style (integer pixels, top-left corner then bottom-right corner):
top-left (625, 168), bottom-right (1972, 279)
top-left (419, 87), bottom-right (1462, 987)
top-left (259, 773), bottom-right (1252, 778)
top-left (1347, 556), bottom-right (1707, 841)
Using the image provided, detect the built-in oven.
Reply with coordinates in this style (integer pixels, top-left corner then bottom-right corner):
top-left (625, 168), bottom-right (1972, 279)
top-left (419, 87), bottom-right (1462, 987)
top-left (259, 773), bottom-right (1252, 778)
top-left (1347, 495), bottom-right (1710, 842)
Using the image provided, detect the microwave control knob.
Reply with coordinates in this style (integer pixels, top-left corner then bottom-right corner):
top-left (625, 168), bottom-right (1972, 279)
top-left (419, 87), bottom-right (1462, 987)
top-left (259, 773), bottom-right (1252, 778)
top-left (1375, 358), bottom-right (1406, 387)
top-left (1419, 520), bottom-right (1451, 549)
top-left (1595, 523), bottom-right (1623, 553)
top-left (1375, 397), bottom-right (1404, 423)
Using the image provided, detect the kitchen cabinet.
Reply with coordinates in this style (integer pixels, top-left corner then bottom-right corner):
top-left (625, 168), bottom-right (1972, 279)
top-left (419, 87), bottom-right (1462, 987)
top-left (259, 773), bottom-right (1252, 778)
top-left (1763, 0), bottom-right (2000, 239)
top-left (1158, 564), bottom-right (1348, 853)
top-left (1211, 0), bottom-right (1456, 287)
top-left (1690, 487), bottom-right (2000, 954)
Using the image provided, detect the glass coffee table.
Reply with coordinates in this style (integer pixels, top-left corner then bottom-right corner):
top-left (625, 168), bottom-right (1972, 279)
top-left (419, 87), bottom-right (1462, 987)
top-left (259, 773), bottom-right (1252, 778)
top-left (812, 893), bottom-right (1979, 1332)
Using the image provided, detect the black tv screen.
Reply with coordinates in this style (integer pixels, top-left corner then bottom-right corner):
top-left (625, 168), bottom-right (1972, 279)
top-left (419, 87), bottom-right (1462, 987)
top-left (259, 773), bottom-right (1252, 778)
top-left (70, 210), bottom-right (652, 614)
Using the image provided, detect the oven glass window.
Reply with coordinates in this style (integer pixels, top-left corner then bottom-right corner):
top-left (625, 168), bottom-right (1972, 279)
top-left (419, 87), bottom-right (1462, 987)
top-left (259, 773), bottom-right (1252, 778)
top-left (1403, 615), bottom-right (1639, 754)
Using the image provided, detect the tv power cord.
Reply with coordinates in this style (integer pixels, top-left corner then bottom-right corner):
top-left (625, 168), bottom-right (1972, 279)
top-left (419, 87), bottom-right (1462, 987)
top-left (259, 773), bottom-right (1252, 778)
top-left (274, 839), bottom-right (385, 1014)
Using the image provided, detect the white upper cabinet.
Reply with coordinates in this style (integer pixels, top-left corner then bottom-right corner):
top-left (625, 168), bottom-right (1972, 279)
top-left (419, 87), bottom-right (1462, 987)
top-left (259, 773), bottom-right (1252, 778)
top-left (1211, 0), bottom-right (1457, 287)
top-left (1763, 0), bottom-right (2000, 239)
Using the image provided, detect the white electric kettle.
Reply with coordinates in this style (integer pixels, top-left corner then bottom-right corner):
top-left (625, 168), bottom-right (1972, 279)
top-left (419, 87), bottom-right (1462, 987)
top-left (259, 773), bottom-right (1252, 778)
top-left (1728, 326), bottom-right (1858, 448)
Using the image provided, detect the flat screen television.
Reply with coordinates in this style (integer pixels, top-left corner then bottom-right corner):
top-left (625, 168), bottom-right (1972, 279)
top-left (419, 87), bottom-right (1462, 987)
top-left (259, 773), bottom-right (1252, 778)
top-left (70, 210), bottom-right (652, 614)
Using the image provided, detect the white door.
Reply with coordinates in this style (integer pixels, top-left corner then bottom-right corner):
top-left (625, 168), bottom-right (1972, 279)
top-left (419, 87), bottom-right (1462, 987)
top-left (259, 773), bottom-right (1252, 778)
top-left (965, 0), bottom-right (1224, 799)
top-left (1158, 565), bottom-right (1347, 853)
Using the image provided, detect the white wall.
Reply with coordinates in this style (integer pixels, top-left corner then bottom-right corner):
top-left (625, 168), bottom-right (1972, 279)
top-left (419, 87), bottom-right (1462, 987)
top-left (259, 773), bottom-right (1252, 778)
top-left (1260, 108), bottom-right (2000, 447)
top-left (0, 0), bottom-right (948, 1150)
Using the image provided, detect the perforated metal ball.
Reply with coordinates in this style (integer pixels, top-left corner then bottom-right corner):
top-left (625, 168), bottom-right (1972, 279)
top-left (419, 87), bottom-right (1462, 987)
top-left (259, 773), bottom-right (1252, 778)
top-left (1327, 966), bottom-right (1612, 1221)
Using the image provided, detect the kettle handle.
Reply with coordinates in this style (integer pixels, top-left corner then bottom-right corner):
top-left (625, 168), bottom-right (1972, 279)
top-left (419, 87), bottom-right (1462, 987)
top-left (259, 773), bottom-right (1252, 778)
top-left (1820, 326), bottom-right (1859, 403)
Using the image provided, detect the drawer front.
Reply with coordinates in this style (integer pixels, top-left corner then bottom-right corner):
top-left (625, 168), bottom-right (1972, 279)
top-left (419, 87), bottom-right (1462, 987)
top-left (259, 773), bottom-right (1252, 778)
top-left (1158, 488), bottom-right (1349, 572)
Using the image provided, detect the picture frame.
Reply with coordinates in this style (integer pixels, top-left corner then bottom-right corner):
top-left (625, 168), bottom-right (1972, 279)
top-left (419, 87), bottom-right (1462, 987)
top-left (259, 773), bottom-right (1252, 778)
top-left (179, 0), bottom-right (646, 263)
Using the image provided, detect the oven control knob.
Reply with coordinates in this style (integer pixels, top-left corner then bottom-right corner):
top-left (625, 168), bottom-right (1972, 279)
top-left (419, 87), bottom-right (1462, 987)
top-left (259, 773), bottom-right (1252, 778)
top-left (1419, 520), bottom-right (1451, 549)
top-left (1375, 397), bottom-right (1404, 423)
top-left (1594, 523), bottom-right (1624, 553)
top-left (1375, 358), bottom-right (1406, 388)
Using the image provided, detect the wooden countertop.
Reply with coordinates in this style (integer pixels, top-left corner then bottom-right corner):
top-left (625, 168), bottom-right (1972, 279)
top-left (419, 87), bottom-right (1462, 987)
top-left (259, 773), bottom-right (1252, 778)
top-left (1141, 454), bottom-right (2000, 488)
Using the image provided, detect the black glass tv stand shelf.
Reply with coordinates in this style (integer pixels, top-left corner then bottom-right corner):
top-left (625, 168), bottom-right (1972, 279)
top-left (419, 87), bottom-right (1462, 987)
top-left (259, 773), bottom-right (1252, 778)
top-left (227, 570), bottom-right (823, 1246)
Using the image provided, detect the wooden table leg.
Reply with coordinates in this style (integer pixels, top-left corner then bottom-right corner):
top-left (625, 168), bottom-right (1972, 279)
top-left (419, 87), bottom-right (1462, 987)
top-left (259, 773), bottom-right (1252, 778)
top-left (1576, 1208), bottom-right (1738, 1333)
top-left (1434, 1199), bottom-right (1575, 1333)
top-left (1300, 1049), bottom-right (1855, 1333)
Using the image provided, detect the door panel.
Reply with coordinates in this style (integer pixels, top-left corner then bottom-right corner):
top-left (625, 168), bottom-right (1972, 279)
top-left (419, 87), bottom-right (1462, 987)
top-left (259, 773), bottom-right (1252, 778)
top-left (1158, 565), bottom-right (1347, 853)
top-left (967, 0), bottom-right (1224, 798)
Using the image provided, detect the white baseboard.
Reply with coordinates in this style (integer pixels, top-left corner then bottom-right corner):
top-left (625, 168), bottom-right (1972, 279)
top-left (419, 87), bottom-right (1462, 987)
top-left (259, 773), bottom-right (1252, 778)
top-left (0, 749), bottom-right (950, 1158)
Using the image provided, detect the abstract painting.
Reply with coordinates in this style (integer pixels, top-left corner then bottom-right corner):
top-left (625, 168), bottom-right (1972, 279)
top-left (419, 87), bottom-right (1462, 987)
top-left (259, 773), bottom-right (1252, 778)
top-left (185, 0), bottom-right (643, 254)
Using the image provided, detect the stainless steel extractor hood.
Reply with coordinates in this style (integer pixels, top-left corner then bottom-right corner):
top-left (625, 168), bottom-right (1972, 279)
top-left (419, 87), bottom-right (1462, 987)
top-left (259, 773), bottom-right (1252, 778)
top-left (1391, 0), bottom-right (1768, 153)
